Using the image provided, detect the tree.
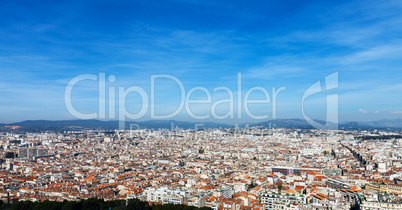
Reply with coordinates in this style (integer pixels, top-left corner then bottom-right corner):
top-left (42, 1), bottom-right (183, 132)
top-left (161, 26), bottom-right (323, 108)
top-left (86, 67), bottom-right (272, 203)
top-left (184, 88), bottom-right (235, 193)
top-left (199, 148), bottom-right (204, 154)
top-left (248, 181), bottom-right (258, 189)
top-left (1, 198), bottom-right (212, 210)
top-left (126, 198), bottom-right (151, 210)
top-left (277, 183), bottom-right (283, 192)
top-left (303, 189), bottom-right (307, 195)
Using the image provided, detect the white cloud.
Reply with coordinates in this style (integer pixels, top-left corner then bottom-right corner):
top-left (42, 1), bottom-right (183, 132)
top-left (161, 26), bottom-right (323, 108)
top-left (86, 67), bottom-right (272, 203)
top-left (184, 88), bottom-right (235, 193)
top-left (340, 42), bottom-right (402, 65)
top-left (374, 110), bottom-right (379, 114)
top-left (359, 109), bottom-right (368, 114)
top-left (391, 111), bottom-right (402, 114)
top-left (243, 64), bottom-right (303, 80)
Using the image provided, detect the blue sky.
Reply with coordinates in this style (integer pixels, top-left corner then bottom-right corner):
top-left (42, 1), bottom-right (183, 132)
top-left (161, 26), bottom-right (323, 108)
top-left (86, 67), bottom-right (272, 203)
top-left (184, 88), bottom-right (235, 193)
top-left (0, 0), bottom-right (402, 124)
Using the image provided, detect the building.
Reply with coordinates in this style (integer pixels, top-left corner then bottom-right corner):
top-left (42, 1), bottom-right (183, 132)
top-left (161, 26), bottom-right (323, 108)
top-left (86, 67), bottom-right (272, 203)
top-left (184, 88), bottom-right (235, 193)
top-left (18, 148), bottom-right (27, 159)
top-left (271, 167), bottom-right (321, 176)
top-left (267, 174), bottom-right (279, 185)
top-left (361, 201), bottom-right (402, 209)
top-left (144, 187), bottom-right (188, 205)
top-left (322, 168), bottom-right (342, 176)
top-left (37, 149), bottom-right (48, 156)
top-left (326, 178), bottom-right (350, 189)
top-left (5, 152), bottom-right (14, 159)
top-left (27, 148), bottom-right (38, 160)
top-left (365, 183), bottom-right (387, 193)
top-left (222, 187), bottom-right (234, 198)
top-left (387, 184), bottom-right (402, 194)
top-left (260, 192), bottom-right (306, 210)
top-left (18, 148), bottom-right (49, 160)
top-left (272, 167), bottom-right (301, 176)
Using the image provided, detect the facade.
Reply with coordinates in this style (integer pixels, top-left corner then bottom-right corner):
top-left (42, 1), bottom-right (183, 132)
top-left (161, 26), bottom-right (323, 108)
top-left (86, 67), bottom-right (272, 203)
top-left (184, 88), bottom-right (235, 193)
top-left (144, 187), bottom-right (188, 205)
top-left (326, 178), bottom-right (350, 189)
top-left (322, 168), bottom-right (342, 176)
top-left (361, 202), bottom-right (402, 210)
top-left (27, 148), bottom-right (38, 160)
top-left (18, 147), bottom-right (49, 160)
top-left (222, 187), bottom-right (235, 198)
top-left (272, 167), bottom-right (301, 176)
top-left (5, 152), bottom-right (15, 159)
top-left (387, 184), bottom-right (402, 194)
top-left (18, 148), bottom-right (27, 159)
top-left (267, 174), bottom-right (279, 185)
top-left (37, 149), bottom-right (48, 156)
top-left (365, 183), bottom-right (388, 193)
top-left (260, 193), bottom-right (306, 210)
top-left (365, 183), bottom-right (402, 194)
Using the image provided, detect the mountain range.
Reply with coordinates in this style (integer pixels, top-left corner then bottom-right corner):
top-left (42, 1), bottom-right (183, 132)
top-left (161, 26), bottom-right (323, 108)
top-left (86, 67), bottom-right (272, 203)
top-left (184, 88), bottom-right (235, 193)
top-left (1, 118), bottom-right (402, 131)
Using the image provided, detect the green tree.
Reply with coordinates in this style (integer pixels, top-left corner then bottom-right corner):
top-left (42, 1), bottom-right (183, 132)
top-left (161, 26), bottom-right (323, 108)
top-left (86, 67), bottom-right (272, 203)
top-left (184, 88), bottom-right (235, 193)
top-left (248, 181), bottom-right (258, 189)
top-left (11, 201), bottom-right (35, 210)
top-left (2, 198), bottom-right (212, 210)
top-left (277, 183), bottom-right (283, 192)
top-left (126, 198), bottom-right (151, 210)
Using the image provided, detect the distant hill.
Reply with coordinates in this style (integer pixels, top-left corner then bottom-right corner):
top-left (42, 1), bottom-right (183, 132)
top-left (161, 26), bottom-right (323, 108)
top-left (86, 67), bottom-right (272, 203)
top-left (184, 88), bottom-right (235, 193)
top-left (9, 119), bottom-right (119, 128)
top-left (363, 118), bottom-right (402, 128)
top-left (249, 118), bottom-right (402, 130)
top-left (338, 121), bottom-right (373, 129)
top-left (1, 119), bottom-right (230, 131)
top-left (248, 118), bottom-right (317, 129)
top-left (139, 120), bottom-right (230, 129)
top-left (0, 118), bottom-right (401, 131)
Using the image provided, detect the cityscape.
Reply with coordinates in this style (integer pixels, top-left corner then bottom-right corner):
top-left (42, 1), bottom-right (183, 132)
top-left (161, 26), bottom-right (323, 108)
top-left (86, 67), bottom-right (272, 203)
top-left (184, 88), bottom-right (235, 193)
top-left (1, 0), bottom-right (402, 209)
top-left (0, 124), bottom-right (402, 209)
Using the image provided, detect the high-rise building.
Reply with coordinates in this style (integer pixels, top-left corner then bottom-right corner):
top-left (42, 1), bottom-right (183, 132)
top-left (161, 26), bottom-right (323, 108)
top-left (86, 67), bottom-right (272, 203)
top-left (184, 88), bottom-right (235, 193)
top-left (37, 149), bottom-right (48, 156)
top-left (28, 148), bottom-right (38, 160)
top-left (5, 152), bottom-right (15, 159)
top-left (222, 187), bottom-right (234, 198)
top-left (18, 148), bottom-right (27, 159)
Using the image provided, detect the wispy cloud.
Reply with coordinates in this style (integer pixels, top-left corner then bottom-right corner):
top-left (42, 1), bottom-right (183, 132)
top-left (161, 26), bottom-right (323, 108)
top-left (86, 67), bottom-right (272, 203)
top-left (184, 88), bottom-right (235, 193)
top-left (340, 42), bottom-right (402, 65)
top-left (243, 63), bottom-right (304, 80)
top-left (359, 109), bottom-right (368, 114)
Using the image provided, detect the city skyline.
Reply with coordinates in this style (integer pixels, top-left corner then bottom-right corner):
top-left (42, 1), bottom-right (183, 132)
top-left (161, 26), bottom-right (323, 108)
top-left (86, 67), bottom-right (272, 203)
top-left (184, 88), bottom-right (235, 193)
top-left (1, 1), bottom-right (402, 208)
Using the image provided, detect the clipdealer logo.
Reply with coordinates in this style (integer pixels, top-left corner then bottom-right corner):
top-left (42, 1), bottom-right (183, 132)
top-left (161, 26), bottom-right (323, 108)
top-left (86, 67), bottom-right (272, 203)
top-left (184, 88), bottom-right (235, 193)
top-left (64, 72), bottom-right (338, 130)
top-left (302, 72), bottom-right (339, 130)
